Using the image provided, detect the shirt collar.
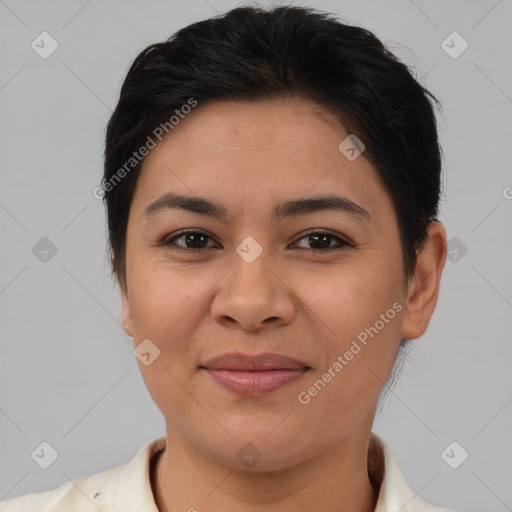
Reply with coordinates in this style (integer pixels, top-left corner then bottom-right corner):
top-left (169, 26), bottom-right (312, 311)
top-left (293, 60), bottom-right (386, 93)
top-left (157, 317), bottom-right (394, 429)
top-left (108, 436), bottom-right (165, 511)
top-left (107, 433), bottom-right (440, 511)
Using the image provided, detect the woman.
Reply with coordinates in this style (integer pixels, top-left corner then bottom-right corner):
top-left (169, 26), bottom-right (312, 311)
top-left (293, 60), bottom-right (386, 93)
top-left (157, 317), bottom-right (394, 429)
top-left (1, 5), bottom-right (455, 511)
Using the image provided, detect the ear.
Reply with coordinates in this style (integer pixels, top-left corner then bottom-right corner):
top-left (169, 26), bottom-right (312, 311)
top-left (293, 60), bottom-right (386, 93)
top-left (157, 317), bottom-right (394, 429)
top-left (401, 221), bottom-right (447, 340)
top-left (112, 253), bottom-right (134, 338)
top-left (121, 286), bottom-right (134, 338)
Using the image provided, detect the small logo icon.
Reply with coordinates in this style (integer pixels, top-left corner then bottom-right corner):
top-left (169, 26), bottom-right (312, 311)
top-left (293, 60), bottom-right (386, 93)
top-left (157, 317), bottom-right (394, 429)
top-left (31, 441), bottom-right (59, 469)
top-left (338, 134), bottom-right (365, 161)
top-left (447, 237), bottom-right (468, 263)
top-left (31, 32), bottom-right (59, 59)
top-left (441, 441), bottom-right (469, 469)
top-left (134, 338), bottom-right (161, 366)
top-left (236, 236), bottom-right (263, 263)
top-left (32, 237), bottom-right (58, 263)
top-left (237, 442), bottom-right (263, 468)
top-left (441, 32), bottom-right (468, 59)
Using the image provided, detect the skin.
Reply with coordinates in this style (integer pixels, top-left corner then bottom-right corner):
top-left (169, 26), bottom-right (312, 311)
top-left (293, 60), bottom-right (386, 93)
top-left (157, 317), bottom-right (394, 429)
top-left (120, 97), bottom-right (447, 512)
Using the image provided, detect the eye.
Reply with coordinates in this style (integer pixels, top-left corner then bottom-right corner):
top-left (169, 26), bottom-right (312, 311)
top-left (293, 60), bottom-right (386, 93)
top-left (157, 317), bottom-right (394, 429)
top-left (291, 230), bottom-right (352, 252)
top-left (162, 229), bottom-right (352, 253)
top-left (163, 230), bottom-right (219, 252)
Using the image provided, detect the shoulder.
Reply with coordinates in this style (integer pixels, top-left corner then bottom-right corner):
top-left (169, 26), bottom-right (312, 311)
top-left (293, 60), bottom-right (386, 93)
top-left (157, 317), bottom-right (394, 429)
top-left (0, 437), bottom-right (166, 512)
top-left (0, 465), bottom-right (123, 512)
top-left (370, 433), bottom-right (460, 512)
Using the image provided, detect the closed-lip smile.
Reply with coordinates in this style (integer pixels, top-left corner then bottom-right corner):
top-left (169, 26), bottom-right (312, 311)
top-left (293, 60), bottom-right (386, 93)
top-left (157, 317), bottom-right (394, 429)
top-left (199, 352), bottom-right (311, 395)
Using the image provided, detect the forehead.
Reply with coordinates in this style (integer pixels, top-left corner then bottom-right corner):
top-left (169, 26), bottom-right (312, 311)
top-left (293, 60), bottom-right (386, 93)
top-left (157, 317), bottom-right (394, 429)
top-left (141, 97), bottom-right (351, 174)
top-left (132, 98), bottom-right (393, 223)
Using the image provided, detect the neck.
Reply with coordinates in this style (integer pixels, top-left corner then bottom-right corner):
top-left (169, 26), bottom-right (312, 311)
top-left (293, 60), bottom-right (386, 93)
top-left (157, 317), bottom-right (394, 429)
top-left (152, 427), bottom-right (379, 512)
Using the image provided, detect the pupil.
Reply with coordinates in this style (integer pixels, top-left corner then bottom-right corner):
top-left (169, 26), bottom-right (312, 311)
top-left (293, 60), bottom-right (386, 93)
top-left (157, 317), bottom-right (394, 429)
top-left (310, 234), bottom-right (330, 249)
top-left (187, 234), bottom-right (206, 248)
top-left (183, 233), bottom-right (332, 250)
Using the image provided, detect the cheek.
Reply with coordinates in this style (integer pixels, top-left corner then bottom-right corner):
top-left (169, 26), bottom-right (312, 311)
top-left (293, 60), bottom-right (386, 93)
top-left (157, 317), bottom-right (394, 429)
top-left (298, 261), bottom-right (402, 339)
top-left (130, 261), bottom-right (192, 326)
top-left (128, 263), bottom-right (214, 362)
top-left (128, 265), bottom-right (209, 420)
top-left (296, 261), bottom-right (404, 398)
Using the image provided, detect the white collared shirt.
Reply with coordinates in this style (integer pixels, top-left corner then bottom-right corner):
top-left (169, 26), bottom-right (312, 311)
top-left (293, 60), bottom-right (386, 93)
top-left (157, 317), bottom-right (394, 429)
top-left (0, 433), bottom-right (456, 511)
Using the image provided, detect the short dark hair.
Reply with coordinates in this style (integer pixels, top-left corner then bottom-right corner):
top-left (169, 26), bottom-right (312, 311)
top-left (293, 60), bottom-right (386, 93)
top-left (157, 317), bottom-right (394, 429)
top-left (102, 4), bottom-right (443, 293)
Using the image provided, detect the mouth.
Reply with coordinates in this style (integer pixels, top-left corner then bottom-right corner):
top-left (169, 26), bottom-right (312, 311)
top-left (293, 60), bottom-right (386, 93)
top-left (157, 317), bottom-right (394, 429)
top-left (199, 352), bottom-right (311, 396)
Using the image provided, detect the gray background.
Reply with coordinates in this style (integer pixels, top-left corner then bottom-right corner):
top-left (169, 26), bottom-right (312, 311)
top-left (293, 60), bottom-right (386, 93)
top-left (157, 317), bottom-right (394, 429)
top-left (1, 0), bottom-right (511, 511)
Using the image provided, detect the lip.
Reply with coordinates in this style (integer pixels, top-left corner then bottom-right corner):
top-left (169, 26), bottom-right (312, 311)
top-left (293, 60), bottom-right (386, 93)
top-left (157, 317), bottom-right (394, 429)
top-left (201, 352), bottom-right (310, 371)
top-left (200, 352), bottom-right (311, 396)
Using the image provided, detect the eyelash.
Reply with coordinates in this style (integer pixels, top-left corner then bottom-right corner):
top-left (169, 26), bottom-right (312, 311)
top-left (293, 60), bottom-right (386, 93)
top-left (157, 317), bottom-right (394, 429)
top-left (162, 229), bottom-right (353, 253)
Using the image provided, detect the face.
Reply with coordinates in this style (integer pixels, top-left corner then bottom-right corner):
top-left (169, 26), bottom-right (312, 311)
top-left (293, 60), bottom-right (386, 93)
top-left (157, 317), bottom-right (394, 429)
top-left (121, 98), bottom-right (443, 470)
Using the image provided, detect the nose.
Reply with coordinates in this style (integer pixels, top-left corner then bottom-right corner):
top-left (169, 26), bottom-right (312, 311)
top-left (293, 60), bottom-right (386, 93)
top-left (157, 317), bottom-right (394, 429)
top-left (211, 246), bottom-right (296, 332)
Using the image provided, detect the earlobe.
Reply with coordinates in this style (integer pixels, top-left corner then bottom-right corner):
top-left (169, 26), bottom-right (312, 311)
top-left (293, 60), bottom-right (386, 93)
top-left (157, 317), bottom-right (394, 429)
top-left (401, 221), bottom-right (447, 340)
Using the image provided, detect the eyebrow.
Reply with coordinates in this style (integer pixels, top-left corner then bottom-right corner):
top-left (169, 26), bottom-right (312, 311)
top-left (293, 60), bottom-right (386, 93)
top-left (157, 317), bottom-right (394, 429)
top-left (143, 192), bottom-right (371, 223)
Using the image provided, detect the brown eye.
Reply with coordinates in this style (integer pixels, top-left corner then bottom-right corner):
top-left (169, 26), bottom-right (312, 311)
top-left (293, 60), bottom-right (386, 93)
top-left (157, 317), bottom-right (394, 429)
top-left (162, 229), bottom-right (352, 254)
top-left (291, 231), bottom-right (352, 252)
top-left (164, 230), bottom-right (218, 252)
